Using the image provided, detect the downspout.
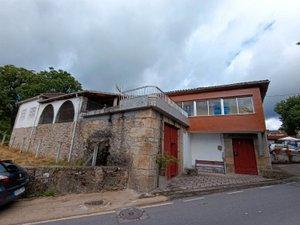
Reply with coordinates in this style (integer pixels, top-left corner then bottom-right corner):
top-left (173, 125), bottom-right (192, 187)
top-left (26, 101), bottom-right (41, 152)
top-left (68, 95), bottom-right (83, 162)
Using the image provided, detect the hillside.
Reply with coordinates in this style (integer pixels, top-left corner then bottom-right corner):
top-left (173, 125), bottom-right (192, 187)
top-left (0, 146), bottom-right (57, 166)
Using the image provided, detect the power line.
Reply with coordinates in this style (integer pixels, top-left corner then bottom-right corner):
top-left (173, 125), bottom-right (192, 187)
top-left (266, 92), bottom-right (300, 98)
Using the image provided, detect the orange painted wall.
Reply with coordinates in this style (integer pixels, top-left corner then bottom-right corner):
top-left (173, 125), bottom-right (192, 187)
top-left (169, 87), bottom-right (266, 133)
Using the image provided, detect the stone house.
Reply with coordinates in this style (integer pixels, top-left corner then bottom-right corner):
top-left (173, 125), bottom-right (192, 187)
top-left (9, 80), bottom-right (271, 192)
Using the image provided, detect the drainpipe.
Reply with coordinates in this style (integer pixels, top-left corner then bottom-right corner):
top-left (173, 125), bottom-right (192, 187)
top-left (68, 95), bottom-right (83, 162)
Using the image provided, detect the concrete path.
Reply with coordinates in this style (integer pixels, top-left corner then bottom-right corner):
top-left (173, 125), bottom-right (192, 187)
top-left (24, 182), bottom-right (300, 225)
top-left (155, 172), bottom-right (270, 193)
top-left (0, 189), bottom-right (167, 225)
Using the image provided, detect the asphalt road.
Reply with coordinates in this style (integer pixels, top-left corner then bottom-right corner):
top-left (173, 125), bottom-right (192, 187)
top-left (30, 182), bottom-right (300, 225)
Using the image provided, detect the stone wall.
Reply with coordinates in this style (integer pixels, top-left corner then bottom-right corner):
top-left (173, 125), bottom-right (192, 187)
top-left (10, 127), bottom-right (34, 151)
top-left (10, 123), bottom-right (74, 161)
top-left (29, 123), bottom-right (74, 160)
top-left (224, 134), bottom-right (271, 174)
top-left (25, 166), bottom-right (128, 196)
top-left (74, 109), bottom-right (163, 192)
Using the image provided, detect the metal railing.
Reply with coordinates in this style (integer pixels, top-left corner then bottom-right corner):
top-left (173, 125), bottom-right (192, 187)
top-left (121, 86), bottom-right (188, 117)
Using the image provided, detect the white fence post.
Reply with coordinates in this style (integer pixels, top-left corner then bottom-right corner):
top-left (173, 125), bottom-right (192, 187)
top-left (56, 142), bottom-right (63, 163)
top-left (35, 140), bottom-right (42, 158)
top-left (1, 134), bottom-right (6, 146)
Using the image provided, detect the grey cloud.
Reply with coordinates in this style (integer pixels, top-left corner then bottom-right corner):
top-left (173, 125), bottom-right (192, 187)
top-left (0, 0), bottom-right (300, 123)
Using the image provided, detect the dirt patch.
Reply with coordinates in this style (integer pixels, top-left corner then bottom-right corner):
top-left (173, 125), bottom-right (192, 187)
top-left (0, 145), bottom-right (59, 166)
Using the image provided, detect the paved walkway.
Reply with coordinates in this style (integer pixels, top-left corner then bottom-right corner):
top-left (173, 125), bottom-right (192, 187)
top-left (0, 189), bottom-right (167, 225)
top-left (156, 173), bottom-right (270, 193)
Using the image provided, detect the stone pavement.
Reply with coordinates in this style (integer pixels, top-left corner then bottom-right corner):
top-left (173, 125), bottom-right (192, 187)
top-left (155, 173), bottom-right (270, 193)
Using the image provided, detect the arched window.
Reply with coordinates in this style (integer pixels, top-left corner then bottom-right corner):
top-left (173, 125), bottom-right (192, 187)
top-left (55, 101), bottom-right (75, 123)
top-left (38, 104), bottom-right (54, 124)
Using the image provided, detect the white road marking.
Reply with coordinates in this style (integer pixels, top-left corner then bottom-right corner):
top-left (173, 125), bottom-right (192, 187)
top-left (141, 202), bottom-right (173, 209)
top-left (227, 190), bottom-right (244, 195)
top-left (22, 210), bottom-right (116, 225)
top-left (260, 185), bottom-right (274, 189)
top-left (182, 197), bottom-right (205, 202)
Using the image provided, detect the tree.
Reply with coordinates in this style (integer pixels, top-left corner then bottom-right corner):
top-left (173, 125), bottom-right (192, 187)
top-left (0, 65), bottom-right (82, 134)
top-left (275, 95), bottom-right (300, 135)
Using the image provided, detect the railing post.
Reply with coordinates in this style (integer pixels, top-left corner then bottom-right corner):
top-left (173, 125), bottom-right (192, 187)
top-left (20, 137), bottom-right (26, 153)
top-left (1, 133), bottom-right (6, 146)
top-left (55, 142), bottom-right (63, 163)
top-left (35, 140), bottom-right (42, 158)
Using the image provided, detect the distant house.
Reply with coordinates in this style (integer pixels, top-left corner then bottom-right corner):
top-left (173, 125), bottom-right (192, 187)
top-left (267, 130), bottom-right (287, 145)
top-left (10, 80), bottom-right (271, 192)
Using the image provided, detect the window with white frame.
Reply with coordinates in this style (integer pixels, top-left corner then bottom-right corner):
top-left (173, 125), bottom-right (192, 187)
top-left (208, 99), bottom-right (222, 115)
top-left (196, 100), bottom-right (208, 115)
top-left (177, 96), bottom-right (254, 117)
top-left (182, 101), bottom-right (194, 116)
top-left (223, 98), bottom-right (238, 115)
top-left (237, 97), bottom-right (254, 114)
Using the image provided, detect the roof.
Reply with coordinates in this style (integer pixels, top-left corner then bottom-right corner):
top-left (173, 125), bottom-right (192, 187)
top-left (38, 90), bottom-right (119, 103)
top-left (166, 80), bottom-right (270, 100)
top-left (17, 93), bottom-right (64, 105)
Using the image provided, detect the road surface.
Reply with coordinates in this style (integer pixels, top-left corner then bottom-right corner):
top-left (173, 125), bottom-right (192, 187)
top-left (27, 182), bottom-right (300, 225)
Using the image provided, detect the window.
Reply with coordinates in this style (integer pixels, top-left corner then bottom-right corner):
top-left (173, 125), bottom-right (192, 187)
top-left (55, 101), bottom-right (75, 123)
top-left (182, 101), bottom-right (194, 116)
top-left (223, 98), bottom-right (238, 115)
top-left (38, 104), bottom-right (54, 124)
top-left (209, 99), bottom-right (222, 115)
top-left (237, 97), bottom-right (254, 114)
top-left (19, 109), bottom-right (27, 121)
top-left (196, 100), bottom-right (208, 115)
top-left (28, 107), bottom-right (37, 118)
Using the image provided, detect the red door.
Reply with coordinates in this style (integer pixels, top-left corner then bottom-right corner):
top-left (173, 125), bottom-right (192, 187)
top-left (164, 123), bottom-right (178, 179)
top-left (232, 138), bottom-right (258, 175)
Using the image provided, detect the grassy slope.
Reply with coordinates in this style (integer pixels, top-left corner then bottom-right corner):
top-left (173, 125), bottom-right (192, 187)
top-left (0, 146), bottom-right (57, 166)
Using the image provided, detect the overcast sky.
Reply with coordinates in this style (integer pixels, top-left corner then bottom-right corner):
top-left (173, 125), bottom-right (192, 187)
top-left (1, 0), bottom-right (300, 129)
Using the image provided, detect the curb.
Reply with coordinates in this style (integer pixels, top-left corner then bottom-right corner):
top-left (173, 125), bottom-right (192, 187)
top-left (154, 178), bottom-right (298, 200)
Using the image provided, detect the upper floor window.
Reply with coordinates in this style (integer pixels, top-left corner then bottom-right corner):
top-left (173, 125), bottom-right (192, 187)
top-left (177, 96), bottom-right (254, 117)
top-left (223, 98), bottom-right (238, 115)
top-left (209, 99), bottom-right (222, 115)
top-left (182, 101), bottom-right (194, 116)
top-left (237, 97), bottom-right (254, 114)
top-left (196, 100), bottom-right (208, 115)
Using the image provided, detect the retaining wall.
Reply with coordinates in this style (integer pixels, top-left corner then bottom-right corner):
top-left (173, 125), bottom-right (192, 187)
top-left (24, 166), bottom-right (128, 197)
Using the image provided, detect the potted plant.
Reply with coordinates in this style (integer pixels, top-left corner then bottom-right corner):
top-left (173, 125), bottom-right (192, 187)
top-left (156, 154), bottom-right (177, 176)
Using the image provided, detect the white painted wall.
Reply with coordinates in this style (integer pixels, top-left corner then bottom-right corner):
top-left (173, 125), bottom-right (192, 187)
top-left (14, 100), bottom-right (40, 128)
top-left (35, 97), bottom-right (82, 126)
top-left (190, 133), bottom-right (224, 166)
top-left (14, 96), bottom-right (82, 128)
top-left (183, 131), bottom-right (192, 169)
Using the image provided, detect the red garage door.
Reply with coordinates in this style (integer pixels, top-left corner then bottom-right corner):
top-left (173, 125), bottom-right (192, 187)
top-left (164, 123), bottom-right (178, 179)
top-left (232, 138), bottom-right (258, 175)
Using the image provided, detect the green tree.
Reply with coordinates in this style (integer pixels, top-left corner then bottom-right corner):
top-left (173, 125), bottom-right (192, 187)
top-left (0, 65), bottom-right (82, 134)
top-left (275, 95), bottom-right (300, 135)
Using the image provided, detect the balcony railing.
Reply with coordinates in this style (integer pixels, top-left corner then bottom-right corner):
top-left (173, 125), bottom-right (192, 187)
top-left (121, 86), bottom-right (188, 117)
